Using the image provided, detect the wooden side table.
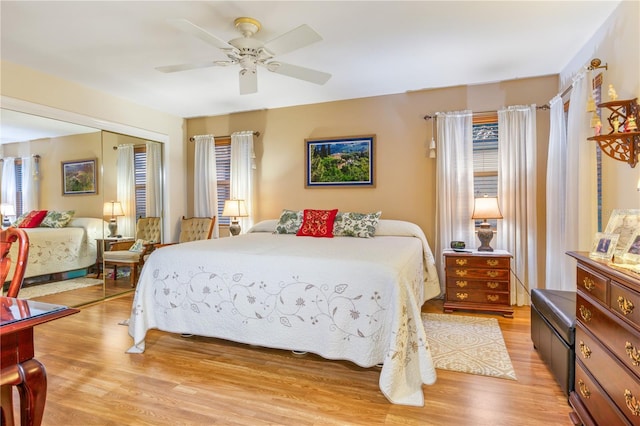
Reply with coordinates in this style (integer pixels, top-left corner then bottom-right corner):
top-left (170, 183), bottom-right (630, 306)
top-left (443, 249), bottom-right (513, 318)
top-left (94, 237), bottom-right (134, 278)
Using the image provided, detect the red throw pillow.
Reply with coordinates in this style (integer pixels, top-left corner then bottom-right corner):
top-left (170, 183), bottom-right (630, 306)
top-left (296, 209), bottom-right (339, 238)
top-left (18, 210), bottom-right (48, 228)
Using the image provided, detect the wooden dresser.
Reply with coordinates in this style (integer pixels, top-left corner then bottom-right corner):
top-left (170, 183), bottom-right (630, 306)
top-left (443, 250), bottom-right (513, 318)
top-left (568, 251), bottom-right (640, 426)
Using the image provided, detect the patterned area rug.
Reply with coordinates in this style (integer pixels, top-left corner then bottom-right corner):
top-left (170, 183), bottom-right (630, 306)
top-left (17, 277), bottom-right (103, 299)
top-left (422, 313), bottom-right (517, 380)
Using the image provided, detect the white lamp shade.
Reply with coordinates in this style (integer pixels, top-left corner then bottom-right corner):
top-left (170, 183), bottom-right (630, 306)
top-left (103, 201), bottom-right (124, 217)
top-left (222, 199), bottom-right (248, 218)
top-left (1, 203), bottom-right (16, 216)
top-left (471, 196), bottom-right (503, 220)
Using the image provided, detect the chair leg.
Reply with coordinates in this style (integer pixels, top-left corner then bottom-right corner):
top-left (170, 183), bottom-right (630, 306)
top-left (130, 265), bottom-right (137, 287)
top-left (1, 385), bottom-right (15, 426)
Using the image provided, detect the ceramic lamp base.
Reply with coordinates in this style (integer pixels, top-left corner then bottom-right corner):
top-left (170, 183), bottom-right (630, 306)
top-left (229, 221), bottom-right (241, 236)
top-left (476, 223), bottom-right (495, 252)
top-left (108, 219), bottom-right (118, 238)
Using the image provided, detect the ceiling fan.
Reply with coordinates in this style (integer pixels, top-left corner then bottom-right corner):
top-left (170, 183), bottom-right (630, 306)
top-left (156, 17), bottom-right (331, 95)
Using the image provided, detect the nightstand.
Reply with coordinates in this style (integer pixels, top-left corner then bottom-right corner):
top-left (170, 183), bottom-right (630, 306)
top-left (94, 237), bottom-right (134, 278)
top-left (443, 249), bottom-right (513, 318)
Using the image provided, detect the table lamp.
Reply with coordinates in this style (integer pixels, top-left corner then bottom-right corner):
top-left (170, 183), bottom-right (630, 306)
top-left (471, 195), bottom-right (503, 252)
top-left (1, 204), bottom-right (16, 227)
top-left (222, 199), bottom-right (248, 236)
top-left (103, 201), bottom-right (124, 238)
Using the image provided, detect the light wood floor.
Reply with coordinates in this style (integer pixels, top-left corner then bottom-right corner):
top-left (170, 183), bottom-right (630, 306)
top-left (6, 295), bottom-right (574, 425)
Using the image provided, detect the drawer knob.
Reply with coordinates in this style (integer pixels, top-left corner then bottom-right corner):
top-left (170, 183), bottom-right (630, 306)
top-left (486, 259), bottom-right (499, 267)
top-left (455, 270), bottom-right (468, 277)
top-left (624, 390), bottom-right (640, 416)
top-left (579, 341), bottom-right (592, 359)
top-left (618, 296), bottom-right (635, 315)
top-left (455, 259), bottom-right (468, 266)
top-left (625, 342), bottom-right (640, 366)
top-left (456, 292), bottom-right (468, 300)
top-left (578, 380), bottom-right (591, 398)
top-left (579, 305), bottom-right (592, 322)
top-left (455, 280), bottom-right (468, 288)
top-left (486, 271), bottom-right (499, 278)
top-left (486, 281), bottom-right (499, 289)
top-left (487, 294), bottom-right (499, 302)
top-left (583, 277), bottom-right (595, 292)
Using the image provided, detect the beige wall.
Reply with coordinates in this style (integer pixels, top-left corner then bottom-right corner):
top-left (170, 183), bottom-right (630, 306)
top-left (187, 75), bottom-right (557, 250)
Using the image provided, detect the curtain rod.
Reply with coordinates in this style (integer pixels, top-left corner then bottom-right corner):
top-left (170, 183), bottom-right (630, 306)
top-left (189, 131), bottom-right (260, 142)
top-left (0, 154), bottom-right (41, 161)
top-left (423, 105), bottom-right (550, 121)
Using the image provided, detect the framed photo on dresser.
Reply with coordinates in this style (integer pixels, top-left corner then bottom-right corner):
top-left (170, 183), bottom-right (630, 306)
top-left (621, 231), bottom-right (640, 264)
top-left (589, 232), bottom-right (619, 261)
top-left (604, 209), bottom-right (640, 259)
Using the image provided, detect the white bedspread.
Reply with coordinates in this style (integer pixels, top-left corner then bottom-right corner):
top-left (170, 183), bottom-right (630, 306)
top-left (127, 219), bottom-right (440, 406)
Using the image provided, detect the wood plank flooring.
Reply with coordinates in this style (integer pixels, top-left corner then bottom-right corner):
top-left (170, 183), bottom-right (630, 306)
top-left (6, 294), bottom-right (574, 425)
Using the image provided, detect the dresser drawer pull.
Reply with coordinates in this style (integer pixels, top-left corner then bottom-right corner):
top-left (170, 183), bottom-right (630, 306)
top-left (455, 259), bottom-right (468, 266)
top-left (455, 270), bottom-right (468, 277)
top-left (579, 305), bottom-right (592, 322)
top-left (486, 259), bottom-right (499, 267)
top-left (456, 292), bottom-right (468, 300)
top-left (486, 271), bottom-right (499, 278)
top-left (624, 390), bottom-right (640, 416)
top-left (487, 295), bottom-right (499, 302)
top-left (625, 342), bottom-right (640, 366)
top-left (455, 280), bottom-right (468, 288)
top-left (618, 296), bottom-right (635, 315)
top-left (486, 282), bottom-right (499, 289)
top-left (583, 277), bottom-right (595, 292)
top-left (579, 341), bottom-right (592, 359)
top-left (578, 380), bottom-right (591, 398)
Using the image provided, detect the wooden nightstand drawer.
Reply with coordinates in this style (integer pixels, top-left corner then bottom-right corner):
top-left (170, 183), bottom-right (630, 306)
top-left (446, 290), bottom-right (509, 305)
top-left (445, 256), bottom-right (510, 269)
top-left (448, 267), bottom-right (510, 280)
top-left (446, 278), bottom-right (509, 292)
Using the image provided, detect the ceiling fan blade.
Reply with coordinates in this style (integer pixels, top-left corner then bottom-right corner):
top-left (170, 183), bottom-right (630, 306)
top-left (263, 24), bottom-right (322, 56)
top-left (239, 69), bottom-right (257, 95)
top-left (167, 18), bottom-right (232, 50)
top-left (155, 61), bottom-right (218, 73)
top-left (267, 62), bottom-right (331, 85)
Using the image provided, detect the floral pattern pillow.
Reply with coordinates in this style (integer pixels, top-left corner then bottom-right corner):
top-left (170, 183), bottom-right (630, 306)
top-left (129, 239), bottom-right (148, 253)
top-left (274, 209), bottom-right (303, 234)
top-left (40, 210), bottom-right (75, 228)
top-left (333, 211), bottom-right (382, 238)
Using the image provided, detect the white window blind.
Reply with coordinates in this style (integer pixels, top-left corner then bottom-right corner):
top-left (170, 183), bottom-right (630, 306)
top-left (134, 147), bottom-right (147, 218)
top-left (215, 140), bottom-right (231, 225)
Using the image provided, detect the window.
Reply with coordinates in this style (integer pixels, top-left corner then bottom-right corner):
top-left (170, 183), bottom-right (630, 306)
top-left (473, 116), bottom-right (499, 228)
top-left (134, 146), bottom-right (147, 218)
top-left (14, 159), bottom-right (24, 216)
top-left (215, 138), bottom-right (231, 225)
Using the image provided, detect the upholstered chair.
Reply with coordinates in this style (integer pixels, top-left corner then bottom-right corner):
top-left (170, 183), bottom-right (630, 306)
top-left (153, 216), bottom-right (215, 249)
top-left (103, 217), bottom-right (161, 287)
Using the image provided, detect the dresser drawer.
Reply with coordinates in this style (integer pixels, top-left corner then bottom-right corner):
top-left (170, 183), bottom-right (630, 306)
top-left (611, 281), bottom-right (640, 330)
top-left (576, 325), bottom-right (640, 425)
top-left (577, 264), bottom-right (609, 306)
top-left (446, 278), bottom-right (509, 292)
top-left (574, 360), bottom-right (632, 426)
top-left (445, 255), bottom-right (510, 269)
top-left (446, 289), bottom-right (509, 305)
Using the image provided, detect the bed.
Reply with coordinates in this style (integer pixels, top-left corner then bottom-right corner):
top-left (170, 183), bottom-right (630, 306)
top-left (127, 218), bottom-right (441, 406)
top-left (5, 217), bottom-right (108, 281)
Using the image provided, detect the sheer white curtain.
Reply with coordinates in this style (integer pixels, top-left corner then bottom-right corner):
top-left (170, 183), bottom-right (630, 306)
top-left (231, 131), bottom-right (256, 233)
top-left (545, 95), bottom-right (571, 290)
top-left (193, 135), bottom-right (219, 238)
top-left (1, 158), bottom-right (16, 209)
top-left (145, 142), bottom-right (162, 217)
top-left (496, 105), bottom-right (537, 306)
top-left (21, 156), bottom-right (39, 211)
top-left (435, 111), bottom-right (475, 291)
top-left (116, 144), bottom-right (136, 238)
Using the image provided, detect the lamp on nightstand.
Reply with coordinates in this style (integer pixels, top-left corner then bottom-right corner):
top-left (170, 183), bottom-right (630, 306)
top-left (222, 199), bottom-right (248, 236)
top-left (471, 195), bottom-right (503, 252)
top-left (1, 203), bottom-right (16, 227)
top-left (103, 201), bottom-right (124, 238)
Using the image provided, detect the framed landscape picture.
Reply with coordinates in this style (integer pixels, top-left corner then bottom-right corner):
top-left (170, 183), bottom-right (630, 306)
top-left (305, 135), bottom-right (375, 187)
top-left (62, 158), bottom-right (98, 195)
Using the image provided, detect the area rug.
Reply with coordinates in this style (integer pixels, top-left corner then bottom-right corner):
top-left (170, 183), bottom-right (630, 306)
top-left (422, 313), bottom-right (517, 380)
top-left (17, 277), bottom-right (103, 299)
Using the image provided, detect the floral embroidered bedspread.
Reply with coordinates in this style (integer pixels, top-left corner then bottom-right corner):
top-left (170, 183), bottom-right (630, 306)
top-left (127, 220), bottom-right (440, 406)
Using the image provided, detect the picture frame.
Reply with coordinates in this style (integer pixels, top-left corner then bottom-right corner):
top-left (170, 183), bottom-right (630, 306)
top-left (305, 134), bottom-right (375, 187)
top-left (604, 209), bottom-right (640, 258)
top-left (61, 158), bottom-right (98, 195)
top-left (621, 231), bottom-right (640, 264)
top-left (589, 232), bottom-right (619, 261)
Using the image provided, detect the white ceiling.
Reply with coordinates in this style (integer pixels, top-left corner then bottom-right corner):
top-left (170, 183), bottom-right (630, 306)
top-left (0, 1), bottom-right (622, 121)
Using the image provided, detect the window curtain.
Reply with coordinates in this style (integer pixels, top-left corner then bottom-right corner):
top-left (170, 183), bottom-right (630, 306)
top-left (193, 135), bottom-right (219, 238)
top-left (545, 95), bottom-right (571, 290)
top-left (1, 158), bottom-right (16, 210)
top-left (230, 131), bottom-right (256, 233)
top-left (435, 111), bottom-right (475, 292)
top-left (496, 105), bottom-right (537, 306)
top-left (145, 142), bottom-right (162, 217)
top-left (21, 156), bottom-right (39, 211)
top-left (116, 144), bottom-right (136, 238)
